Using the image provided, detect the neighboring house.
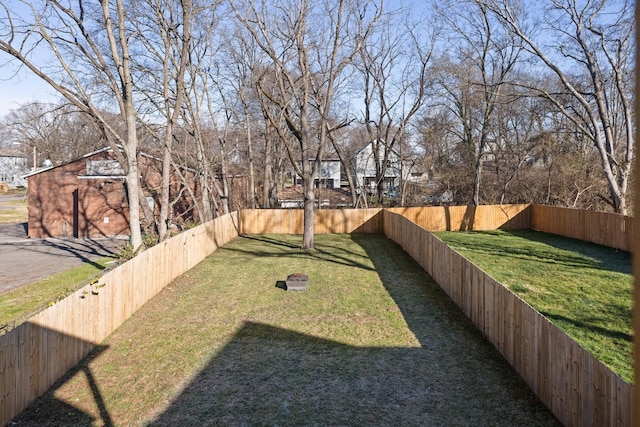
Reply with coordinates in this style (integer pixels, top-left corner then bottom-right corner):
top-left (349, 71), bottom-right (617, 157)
top-left (352, 141), bottom-right (414, 195)
top-left (317, 159), bottom-right (341, 189)
top-left (278, 186), bottom-right (351, 209)
top-left (292, 159), bottom-right (341, 189)
top-left (0, 149), bottom-right (28, 187)
top-left (24, 147), bottom-right (197, 239)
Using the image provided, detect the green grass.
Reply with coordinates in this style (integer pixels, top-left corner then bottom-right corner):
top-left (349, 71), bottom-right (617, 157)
top-left (0, 194), bottom-right (28, 223)
top-left (13, 234), bottom-right (559, 426)
top-left (434, 229), bottom-right (633, 384)
top-left (0, 204), bottom-right (27, 224)
top-left (0, 258), bottom-right (115, 331)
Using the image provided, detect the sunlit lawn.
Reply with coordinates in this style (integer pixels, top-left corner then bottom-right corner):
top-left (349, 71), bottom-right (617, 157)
top-left (0, 197), bottom-right (27, 224)
top-left (0, 258), bottom-right (114, 331)
top-left (435, 230), bottom-right (633, 384)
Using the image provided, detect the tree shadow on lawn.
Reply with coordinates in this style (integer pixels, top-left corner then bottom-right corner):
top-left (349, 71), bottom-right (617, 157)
top-left (509, 230), bottom-right (631, 274)
top-left (12, 234), bottom-right (560, 425)
top-left (229, 233), bottom-right (376, 272)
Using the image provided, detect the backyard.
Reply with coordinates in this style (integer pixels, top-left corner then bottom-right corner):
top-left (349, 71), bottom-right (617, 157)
top-left (12, 234), bottom-right (559, 425)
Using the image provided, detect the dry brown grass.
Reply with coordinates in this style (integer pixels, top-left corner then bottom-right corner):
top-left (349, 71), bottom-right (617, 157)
top-left (12, 234), bottom-right (560, 426)
top-left (0, 195), bottom-right (27, 224)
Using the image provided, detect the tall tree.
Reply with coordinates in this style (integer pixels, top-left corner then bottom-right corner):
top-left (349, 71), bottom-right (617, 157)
top-left (479, 0), bottom-right (635, 214)
top-left (1, 102), bottom-right (104, 166)
top-left (133, 0), bottom-right (194, 241)
top-left (232, 0), bottom-right (382, 249)
top-left (0, 0), bottom-right (146, 249)
top-left (356, 8), bottom-right (433, 205)
top-left (432, 0), bottom-right (523, 205)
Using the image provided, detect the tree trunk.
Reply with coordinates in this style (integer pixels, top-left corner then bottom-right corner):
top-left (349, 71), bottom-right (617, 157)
top-left (302, 171), bottom-right (315, 249)
top-left (263, 133), bottom-right (273, 208)
top-left (472, 156), bottom-right (482, 206)
top-left (246, 120), bottom-right (256, 209)
top-left (219, 139), bottom-right (231, 214)
top-left (158, 144), bottom-right (171, 240)
top-left (125, 146), bottom-right (142, 250)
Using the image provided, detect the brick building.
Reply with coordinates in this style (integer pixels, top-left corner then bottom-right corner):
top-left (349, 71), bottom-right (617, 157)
top-left (24, 147), bottom-right (196, 239)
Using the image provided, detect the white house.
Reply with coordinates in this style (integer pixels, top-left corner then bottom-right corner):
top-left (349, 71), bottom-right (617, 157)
top-left (293, 159), bottom-right (341, 189)
top-left (353, 141), bottom-right (414, 196)
top-left (0, 149), bottom-right (28, 187)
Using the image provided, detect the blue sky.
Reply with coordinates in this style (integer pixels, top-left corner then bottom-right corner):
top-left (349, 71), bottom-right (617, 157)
top-left (0, 0), bottom-right (426, 119)
top-left (0, 63), bottom-right (58, 117)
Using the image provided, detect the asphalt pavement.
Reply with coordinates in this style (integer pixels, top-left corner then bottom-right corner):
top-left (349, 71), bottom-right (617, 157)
top-left (0, 222), bottom-right (127, 294)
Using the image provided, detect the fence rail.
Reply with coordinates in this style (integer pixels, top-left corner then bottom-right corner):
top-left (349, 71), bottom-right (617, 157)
top-left (1, 205), bottom-right (633, 426)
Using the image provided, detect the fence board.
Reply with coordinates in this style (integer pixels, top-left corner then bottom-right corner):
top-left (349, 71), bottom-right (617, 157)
top-left (388, 204), bottom-right (531, 231)
top-left (533, 205), bottom-right (632, 253)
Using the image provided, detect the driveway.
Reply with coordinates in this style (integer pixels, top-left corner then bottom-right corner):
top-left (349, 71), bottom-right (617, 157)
top-left (0, 223), bottom-right (127, 294)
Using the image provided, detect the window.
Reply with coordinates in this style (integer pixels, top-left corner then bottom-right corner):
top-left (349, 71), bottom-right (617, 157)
top-left (86, 160), bottom-right (125, 176)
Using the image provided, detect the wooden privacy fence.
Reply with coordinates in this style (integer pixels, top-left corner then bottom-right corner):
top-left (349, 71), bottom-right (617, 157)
top-left (382, 210), bottom-right (631, 427)
top-left (240, 208), bottom-right (384, 234)
top-left (387, 203), bottom-right (532, 231)
top-left (239, 204), bottom-right (531, 235)
top-left (0, 212), bottom-right (239, 426)
top-left (1, 205), bottom-right (633, 426)
top-left (532, 205), bottom-right (634, 252)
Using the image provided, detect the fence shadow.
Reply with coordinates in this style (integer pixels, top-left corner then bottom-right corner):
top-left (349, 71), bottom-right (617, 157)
top-left (4, 324), bottom-right (111, 426)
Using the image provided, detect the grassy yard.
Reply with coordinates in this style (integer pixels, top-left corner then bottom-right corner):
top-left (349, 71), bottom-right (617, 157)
top-left (0, 258), bottom-right (115, 331)
top-left (13, 234), bottom-right (560, 426)
top-left (0, 196), bottom-right (27, 224)
top-left (435, 230), bottom-right (633, 384)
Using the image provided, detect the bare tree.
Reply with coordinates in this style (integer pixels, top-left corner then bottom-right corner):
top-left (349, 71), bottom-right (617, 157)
top-left (1, 102), bottom-right (104, 166)
top-left (356, 9), bottom-right (433, 206)
top-left (225, 31), bottom-right (264, 209)
top-left (432, 0), bottom-right (523, 206)
top-left (0, 0), bottom-right (147, 249)
top-left (232, 0), bottom-right (382, 249)
top-left (179, 3), bottom-right (235, 220)
top-left (143, 0), bottom-right (193, 240)
top-left (131, 0), bottom-right (195, 241)
top-left (479, 0), bottom-right (635, 214)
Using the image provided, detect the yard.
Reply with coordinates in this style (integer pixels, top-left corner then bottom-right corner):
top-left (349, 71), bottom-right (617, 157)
top-left (435, 230), bottom-right (633, 384)
top-left (0, 192), bottom-right (27, 224)
top-left (12, 234), bottom-right (559, 425)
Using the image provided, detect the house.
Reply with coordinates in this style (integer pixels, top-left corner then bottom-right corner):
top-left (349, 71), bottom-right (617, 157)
top-left (291, 159), bottom-right (341, 189)
top-left (277, 186), bottom-right (352, 209)
top-left (352, 141), bottom-right (414, 196)
top-left (24, 147), bottom-right (198, 239)
top-left (0, 149), bottom-right (28, 187)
